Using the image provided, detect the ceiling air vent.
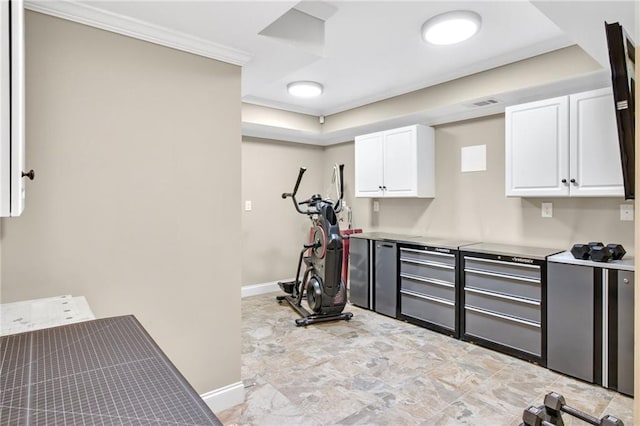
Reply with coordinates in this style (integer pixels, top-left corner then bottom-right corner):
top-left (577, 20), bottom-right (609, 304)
top-left (469, 98), bottom-right (500, 108)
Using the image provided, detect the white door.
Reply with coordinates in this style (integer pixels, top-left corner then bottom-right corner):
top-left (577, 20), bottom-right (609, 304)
top-left (383, 126), bottom-right (417, 197)
top-left (0, 1), bottom-right (10, 217)
top-left (505, 97), bottom-right (569, 197)
top-left (355, 132), bottom-right (384, 197)
top-left (569, 88), bottom-right (624, 197)
top-left (0, 0), bottom-right (25, 217)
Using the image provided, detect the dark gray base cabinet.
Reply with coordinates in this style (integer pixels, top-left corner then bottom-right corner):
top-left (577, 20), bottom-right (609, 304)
top-left (460, 252), bottom-right (546, 365)
top-left (398, 245), bottom-right (459, 337)
top-left (348, 237), bottom-right (398, 318)
top-left (547, 262), bottom-right (634, 397)
top-left (349, 237), bottom-right (371, 309)
top-left (374, 242), bottom-right (398, 318)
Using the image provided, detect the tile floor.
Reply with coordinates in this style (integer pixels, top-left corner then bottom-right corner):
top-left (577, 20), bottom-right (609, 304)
top-left (217, 294), bottom-right (633, 425)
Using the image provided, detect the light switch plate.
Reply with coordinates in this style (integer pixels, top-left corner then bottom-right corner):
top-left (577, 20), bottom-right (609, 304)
top-left (373, 200), bottom-right (380, 212)
top-left (620, 204), bottom-right (633, 221)
top-left (541, 202), bottom-right (553, 218)
top-left (244, 200), bottom-right (252, 211)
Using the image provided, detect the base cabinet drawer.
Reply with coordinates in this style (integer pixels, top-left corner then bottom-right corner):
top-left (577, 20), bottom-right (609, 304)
top-left (464, 270), bottom-right (540, 301)
top-left (400, 248), bottom-right (455, 267)
top-left (464, 307), bottom-right (541, 357)
top-left (400, 274), bottom-right (454, 301)
top-left (400, 291), bottom-right (455, 331)
top-left (400, 260), bottom-right (455, 284)
top-left (464, 288), bottom-right (540, 323)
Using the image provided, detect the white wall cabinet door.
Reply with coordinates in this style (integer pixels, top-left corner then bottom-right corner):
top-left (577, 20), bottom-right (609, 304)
top-left (355, 125), bottom-right (435, 198)
top-left (355, 132), bottom-right (384, 197)
top-left (569, 88), bottom-right (624, 197)
top-left (383, 126), bottom-right (417, 196)
top-left (505, 96), bottom-right (569, 197)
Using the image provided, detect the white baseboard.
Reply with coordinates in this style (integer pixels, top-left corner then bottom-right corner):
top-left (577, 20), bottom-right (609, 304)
top-left (241, 279), bottom-right (291, 298)
top-left (201, 381), bottom-right (245, 413)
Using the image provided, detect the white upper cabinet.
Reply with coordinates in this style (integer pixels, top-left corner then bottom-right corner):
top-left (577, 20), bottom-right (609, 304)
top-left (355, 124), bottom-right (435, 198)
top-left (505, 88), bottom-right (623, 197)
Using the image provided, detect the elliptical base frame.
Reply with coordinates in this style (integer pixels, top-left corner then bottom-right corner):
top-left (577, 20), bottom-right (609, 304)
top-left (276, 294), bottom-right (353, 327)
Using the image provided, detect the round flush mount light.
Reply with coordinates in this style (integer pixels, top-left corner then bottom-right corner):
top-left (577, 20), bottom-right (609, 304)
top-left (421, 10), bottom-right (482, 45)
top-left (287, 81), bottom-right (324, 98)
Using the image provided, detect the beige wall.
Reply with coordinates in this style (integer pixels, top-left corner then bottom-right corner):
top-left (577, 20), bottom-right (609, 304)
top-left (241, 137), bottom-right (324, 285)
top-left (373, 115), bottom-right (634, 251)
top-left (242, 114), bottom-right (634, 288)
top-left (0, 12), bottom-right (242, 394)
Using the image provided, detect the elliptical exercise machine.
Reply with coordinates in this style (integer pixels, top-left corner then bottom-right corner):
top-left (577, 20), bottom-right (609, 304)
top-left (277, 165), bottom-right (353, 326)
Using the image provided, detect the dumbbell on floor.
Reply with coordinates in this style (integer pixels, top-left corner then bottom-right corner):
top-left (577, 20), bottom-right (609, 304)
top-left (520, 392), bottom-right (626, 426)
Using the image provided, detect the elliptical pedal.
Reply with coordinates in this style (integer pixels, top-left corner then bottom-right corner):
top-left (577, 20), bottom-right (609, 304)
top-left (277, 280), bottom-right (299, 295)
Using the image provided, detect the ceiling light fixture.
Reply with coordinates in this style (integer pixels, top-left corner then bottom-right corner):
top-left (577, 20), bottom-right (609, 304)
top-left (421, 10), bottom-right (481, 45)
top-left (287, 81), bottom-right (324, 98)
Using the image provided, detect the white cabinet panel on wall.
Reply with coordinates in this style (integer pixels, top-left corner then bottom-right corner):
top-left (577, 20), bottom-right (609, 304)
top-left (355, 124), bottom-right (435, 198)
top-left (569, 88), bottom-right (624, 197)
top-left (505, 96), bottom-right (569, 197)
top-left (505, 88), bottom-right (623, 198)
top-left (0, 0), bottom-right (26, 217)
top-left (354, 132), bottom-right (384, 197)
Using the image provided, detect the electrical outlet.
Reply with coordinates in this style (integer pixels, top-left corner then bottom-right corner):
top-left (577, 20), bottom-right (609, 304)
top-left (373, 200), bottom-right (380, 212)
top-left (541, 202), bottom-right (553, 218)
top-left (244, 200), bottom-right (252, 211)
top-left (620, 204), bottom-right (634, 221)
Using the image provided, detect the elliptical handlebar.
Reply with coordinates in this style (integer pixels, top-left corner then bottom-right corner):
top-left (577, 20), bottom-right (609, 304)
top-left (282, 167), bottom-right (314, 215)
top-left (334, 163), bottom-right (345, 213)
top-left (281, 165), bottom-right (346, 215)
top-left (281, 167), bottom-right (306, 199)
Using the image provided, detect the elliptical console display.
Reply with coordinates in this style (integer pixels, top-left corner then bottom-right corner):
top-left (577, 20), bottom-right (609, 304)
top-left (277, 165), bottom-right (353, 326)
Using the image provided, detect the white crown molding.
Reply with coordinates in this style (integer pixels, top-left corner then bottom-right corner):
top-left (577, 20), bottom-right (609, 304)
top-left (24, 1), bottom-right (252, 66)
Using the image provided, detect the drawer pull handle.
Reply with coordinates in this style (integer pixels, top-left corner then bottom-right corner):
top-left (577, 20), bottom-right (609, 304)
top-left (465, 305), bottom-right (541, 328)
top-left (400, 248), bottom-right (454, 258)
top-left (464, 256), bottom-right (540, 270)
top-left (401, 289), bottom-right (454, 306)
top-left (464, 268), bottom-right (541, 284)
top-left (400, 273), bottom-right (454, 288)
top-left (464, 287), bottom-right (540, 305)
top-left (401, 258), bottom-right (455, 270)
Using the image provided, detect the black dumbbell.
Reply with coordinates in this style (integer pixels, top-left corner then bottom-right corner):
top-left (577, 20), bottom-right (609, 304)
top-left (590, 246), bottom-right (613, 262)
top-left (606, 244), bottom-right (626, 261)
top-left (570, 243), bottom-right (591, 260)
top-left (601, 415), bottom-right (625, 426)
top-left (521, 405), bottom-right (544, 426)
top-left (544, 392), bottom-right (566, 417)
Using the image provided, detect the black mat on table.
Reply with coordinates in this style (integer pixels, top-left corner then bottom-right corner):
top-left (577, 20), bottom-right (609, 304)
top-left (1, 315), bottom-right (223, 425)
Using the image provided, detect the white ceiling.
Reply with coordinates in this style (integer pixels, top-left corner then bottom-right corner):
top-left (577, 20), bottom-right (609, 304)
top-left (33, 1), bottom-right (635, 118)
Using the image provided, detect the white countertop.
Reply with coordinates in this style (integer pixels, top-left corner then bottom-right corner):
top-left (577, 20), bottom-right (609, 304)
top-left (548, 251), bottom-right (634, 271)
top-left (1, 295), bottom-right (95, 336)
top-left (352, 232), bottom-right (475, 250)
top-left (461, 242), bottom-right (562, 261)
